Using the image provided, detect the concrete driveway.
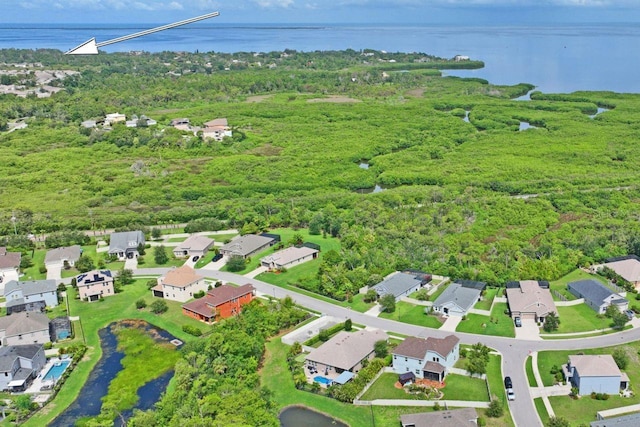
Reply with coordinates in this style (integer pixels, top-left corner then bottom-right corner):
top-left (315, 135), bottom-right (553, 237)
top-left (440, 315), bottom-right (463, 332)
top-left (124, 257), bottom-right (138, 270)
top-left (203, 256), bottom-right (228, 271)
top-left (515, 318), bottom-right (542, 341)
top-left (46, 262), bottom-right (62, 281)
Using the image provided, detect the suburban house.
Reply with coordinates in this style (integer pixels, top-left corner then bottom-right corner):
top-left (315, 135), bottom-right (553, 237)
top-left (219, 234), bottom-right (277, 259)
top-left (0, 312), bottom-right (51, 346)
top-left (105, 112), bottom-right (126, 124)
top-left (371, 271), bottom-right (432, 302)
top-left (0, 344), bottom-right (46, 392)
top-left (4, 279), bottom-right (58, 315)
top-left (506, 280), bottom-right (557, 323)
top-left (152, 266), bottom-right (208, 302)
top-left (201, 118), bottom-right (232, 141)
top-left (172, 235), bottom-right (215, 259)
top-left (591, 412), bottom-right (640, 427)
top-left (76, 270), bottom-right (115, 302)
top-left (567, 279), bottom-right (629, 314)
top-left (108, 230), bottom-right (145, 260)
top-left (170, 118), bottom-right (190, 131)
top-left (44, 245), bottom-right (82, 269)
top-left (260, 246), bottom-right (319, 270)
top-left (305, 329), bottom-right (388, 379)
top-left (597, 255), bottom-right (640, 290)
top-left (432, 282), bottom-right (483, 316)
top-left (392, 335), bottom-right (460, 382)
top-left (563, 354), bottom-right (629, 395)
top-left (0, 247), bottom-right (21, 292)
top-left (400, 408), bottom-right (478, 427)
top-left (182, 284), bottom-right (255, 323)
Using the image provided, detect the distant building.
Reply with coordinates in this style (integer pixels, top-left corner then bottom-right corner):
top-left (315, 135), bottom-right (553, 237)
top-left (260, 246), bottom-right (319, 270)
top-left (219, 234), bottom-right (277, 259)
top-left (170, 118), bottom-right (190, 131)
top-left (108, 231), bottom-right (145, 260)
top-left (202, 118), bottom-right (232, 141)
top-left (105, 112), bottom-right (126, 125)
top-left (567, 279), bottom-right (628, 314)
top-left (591, 412), bottom-right (640, 427)
top-left (596, 256), bottom-right (640, 290)
top-left (76, 270), bottom-right (115, 302)
top-left (564, 354), bottom-right (629, 395)
top-left (172, 235), bottom-right (215, 259)
top-left (182, 284), bottom-right (255, 323)
top-left (0, 247), bottom-right (21, 293)
top-left (152, 266), bottom-right (208, 302)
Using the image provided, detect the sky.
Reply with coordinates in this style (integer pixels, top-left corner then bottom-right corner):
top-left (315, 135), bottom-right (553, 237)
top-left (2, 0), bottom-right (640, 24)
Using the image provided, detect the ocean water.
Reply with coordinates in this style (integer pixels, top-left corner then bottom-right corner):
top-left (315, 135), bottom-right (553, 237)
top-left (1, 23), bottom-right (639, 93)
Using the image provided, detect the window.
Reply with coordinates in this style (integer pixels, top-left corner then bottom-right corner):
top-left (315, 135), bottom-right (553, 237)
top-left (405, 357), bottom-right (408, 362)
top-left (432, 357), bottom-right (439, 362)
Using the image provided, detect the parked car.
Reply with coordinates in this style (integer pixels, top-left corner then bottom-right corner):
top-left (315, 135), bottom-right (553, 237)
top-left (192, 255), bottom-right (199, 262)
top-left (212, 253), bottom-right (223, 262)
top-left (504, 376), bottom-right (513, 389)
top-left (625, 310), bottom-right (635, 320)
top-left (514, 317), bottom-right (522, 327)
top-left (507, 388), bottom-right (515, 401)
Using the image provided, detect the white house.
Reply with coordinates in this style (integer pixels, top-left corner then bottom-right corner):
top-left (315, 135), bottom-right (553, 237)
top-left (260, 246), bottom-right (319, 270)
top-left (172, 235), bottom-right (215, 259)
top-left (201, 118), bottom-right (232, 141)
top-left (0, 247), bottom-right (21, 294)
top-left (151, 266), bottom-right (209, 302)
top-left (0, 312), bottom-right (51, 346)
top-left (392, 335), bottom-right (460, 382)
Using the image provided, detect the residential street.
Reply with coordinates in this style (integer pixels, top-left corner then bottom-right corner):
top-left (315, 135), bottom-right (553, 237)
top-left (135, 267), bottom-right (640, 427)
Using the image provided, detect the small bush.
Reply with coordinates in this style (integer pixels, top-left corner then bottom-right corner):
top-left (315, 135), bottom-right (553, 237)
top-left (135, 299), bottom-right (147, 309)
top-left (182, 324), bottom-right (203, 336)
top-left (193, 290), bottom-right (206, 299)
top-left (150, 299), bottom-right (168, 314)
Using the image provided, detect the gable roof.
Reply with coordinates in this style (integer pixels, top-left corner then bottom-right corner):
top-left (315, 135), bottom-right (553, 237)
top-left (204, 118), bottom-right (228, 128)
top-left (174, 235), bottom-right (214, 253)
top-left (182, 284), bottom-right (255, 317)
top-left (372, 272), bottom-right (425, 298)
top-left (44, 245), bottom-right (82, 265)
top-left (568, 279), bottom-right (627, 307)
top-left (76, 270), bottom-right (113, 287)
top-left (603, 258), bottom-right (640, 283)
top-left (3, 280), bottom-right (57, 297)
top-left (433, 283), bottom-right (481, 312)
top-left (0, 247), bottom-right (21, 270)
top-left (0, 312), bottom-right (49, 336)
top-left (393, 335), bottom-right (459, 360)
top-left (219, 234), bottom-right (274, 257)
top-left (109, 231), bottom-right (145, 253)
top-left (305, 329), bottom-right (388, 371)
top-left (455, 279), bottom-right (487, 291)
top-left (260, 246), bottom-right (318, 267)
top-left (0, 344), bottom-right (43, 372)
top-left (506, 280), bottom-right (557, 317)
top-left (400, 408), bottom-right (478, 427)
top-left (569, 354), bottom-right (621, 377)
top-left (590, 412), bottom-right (640, 427)
top-left (161, 266), bottom-right (204, 288)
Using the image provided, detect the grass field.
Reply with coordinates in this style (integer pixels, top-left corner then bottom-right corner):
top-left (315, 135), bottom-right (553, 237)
top-left (379, 302), bottom-right (443, 329)
top-left (456, 303), bottom-right (515, 338)
top-left (549, 304), bottom-right (614, 334)
top-left (474, 287), bottom-right (499, 311)
top-left (525, 356), bottom-right (537, 387)
top-left (549, 269), bottom-right (607, 301)
top-left (534, 398), bottom-right (550, 426)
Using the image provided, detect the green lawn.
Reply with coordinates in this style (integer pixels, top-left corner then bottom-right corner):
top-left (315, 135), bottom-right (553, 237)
top-left (379, 302), bottom-right (443, 329)
top-left (21, 248), bottom-right (47, 280)
top-left (441, 374), bottom-right (489, 401)
top-left (548, 304), bottom-right (614, 334)
top-left (547, 394), bottom-right (640, 426)
top-left (525, 356), bottom-right (537, 387)
top-left (456, 303), bottom-right (515, 338)
top-left (23, 280), bottom-right (211, 427)
top-left (475, 287), bottom-right (499, 311)
top-left (534, 397), bottom-right (550, 426)
top-left (360, 373), bottom-right (426, 400)
top-left (166, 236), bottom-right (187, 243)
top-left (485, 353), bottom-right (515, 427)
top-left (137, 252), bottom-right (185, 269)
top-left (549, 269), bottom-right (607, 301)
top-left (206, 233), bottom-right (238, 242)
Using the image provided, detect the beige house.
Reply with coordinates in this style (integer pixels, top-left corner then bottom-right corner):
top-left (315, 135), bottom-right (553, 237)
top-left (77, 270), bottom-right (115, 302)
top-left (172, 235), bottom-right (215, 258)
top-left (506, 280), bottom-right (557, 323)
top-left (0, 312), bottom-right (51, 346)
top-left (152, 266), bottom-right (208, 302)
top-left (260, 246), bottom-right (319, 270)
top-left (202, 118), bottom-right (232, 141)
top-left (0, 247), bottom-right (21, 294)
top-left (598, 257), bottom-right (640, 290)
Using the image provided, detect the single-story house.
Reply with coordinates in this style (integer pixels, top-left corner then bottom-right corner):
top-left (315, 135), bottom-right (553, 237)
top-left (591, 412), bottom-right (640, 427)
top-left (432, 283), bottom-right (482, 316)
top-left (305, 329), bottom-right (388, 376)
top-left (0, 344), bottom-right (46, 392)
top-left (0, 247), bottom-right (21, 294)
top-left (44, 245), bottom-right (82, 269)
top-left (260, 246), bottom-right (319, 270)
top-left (506, 280), bottom-right (557, 323)
top-left (105, 112), bottom-right (126, 124)
top-left (563, 354), bottom-right (629, 395)
top-left (219, 234), bottom-right (276, 259)
top-left (172, 235), bottom-right (215, 259)
top-left (371, 271), bottom-right (432, 302)
top-left (400, 408), bottom-right (478, 427)
top-left (4, 279), bottom-right (58, 314)
top-left (567, 279), bottom-right (629, 314)
top-left (76, 270), bottom-right (115, 302)
top-left (202, 118), bottom-right (232, 141)
top-left (152, 266), bottom-right (208, 302)
top-left (0, 312), bottom-right (51, 346)
top-left (392, 335), bottom-right (460, 382)
top-left (108, 230), bottom-right (145, 260)
top-left (170, 118), bottom-right (190, 131)
top-left (597, 255), bottom-right (640, 290)
top-left (182, 284), bottom-right (255, 323)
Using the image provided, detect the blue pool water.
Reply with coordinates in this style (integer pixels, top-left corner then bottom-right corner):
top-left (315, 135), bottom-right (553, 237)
top-left (43, 360), bottom-right (70, 381)
top-left (313, 376), bottom-right (332, 385)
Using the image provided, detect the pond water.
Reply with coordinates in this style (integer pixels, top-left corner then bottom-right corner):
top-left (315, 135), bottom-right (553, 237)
top-left (513, 89), bottom-right (535, 101)
top-left (48, 321), bottom-right (178, 427)
top-left (279, 406), bottom-right (348, 427)
top-left (358, 162), bottom-right (369, 169)
top-left (356, 184), bottom-right (386, 194)
top-left (519, 121), bottom-right (537, 131)
top-left (589, 107), bottom-right (609, 119)
top-left (463, 111), bottom-right (470, 123)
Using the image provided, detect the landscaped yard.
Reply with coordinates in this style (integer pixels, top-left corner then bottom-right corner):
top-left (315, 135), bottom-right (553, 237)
top-left (360, 373), bottom-right (427, 401)
top-left (526, 356), bottom-right (537, 387)
top-left (456, 302), bottom-right (515, 338)
top-left (379, 302), bottom-right (443, 329)
top-left (544, 304), bottom-right (614, 334)
top-left (474, 287), bottom-right (499, 311)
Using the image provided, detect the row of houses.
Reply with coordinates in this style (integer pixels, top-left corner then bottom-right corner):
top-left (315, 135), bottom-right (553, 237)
top-left (81, 113), bottom-right (157, 129)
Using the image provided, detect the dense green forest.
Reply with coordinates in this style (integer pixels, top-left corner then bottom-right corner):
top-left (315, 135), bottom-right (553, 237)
top-left (2, 48), bottom-right (640, 290)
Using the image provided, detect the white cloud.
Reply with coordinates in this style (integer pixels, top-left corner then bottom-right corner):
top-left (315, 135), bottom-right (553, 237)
top-left (253, 0), bottom-right (295, 7)
top-left (168, 1), bottom-right (184, 10)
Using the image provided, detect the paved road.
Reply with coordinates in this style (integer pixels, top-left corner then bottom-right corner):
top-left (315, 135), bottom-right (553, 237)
top-left (137, 267), bottom-right (640, 427)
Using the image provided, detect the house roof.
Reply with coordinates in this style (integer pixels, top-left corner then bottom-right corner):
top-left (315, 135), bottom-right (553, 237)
top-left (393, 335), bottom-right (459, 360)
top-left (433, 283), bottom-right (481, 313)
top-left (423, 361), bottom-right (446, 374)
top-left (400, 408), bottom-right (478, 427)
top-left (0, 312), bottom-right (49, 336)
top-left (372, 272), bottom-right (425, 298)
top-left (161, 266), bottom-right (204, 289)
top-left (3, 279), bottom-right (57, 297)
top-left (568, 279), bottom-right (627, 307)
top-left (109, 231), bottom-right (144, 253)
top-left (260, 246), bottom-right (318, 267)
top-left (44, 245), bottom-right (82, 265)
top-left (506, 280), bottom-right (557, 317)
top-left (0, 344), bottom-right (43, 372)
top-left (219, 234), bottom-right (274, 257)
top-left (76, 270), bottom-right (113, 287)
top-left (603, 258), bottom-right (640, 283)
top-left (0, 247), bottom-right (21, 269)
top-left (181, 284), bottom-right (255, 317)
top-left (174, 235), bottom-right (214, 253)
top-left (305, 329), bottom-right (388, 371)
top-left (204, 118), bottom-right (228, 128)
top-left (569, 355), bottom-right (621, 377)
top-left (455, 279), bottom-right (487, 291)
top-left (590, 412), bottom-right (640, 427)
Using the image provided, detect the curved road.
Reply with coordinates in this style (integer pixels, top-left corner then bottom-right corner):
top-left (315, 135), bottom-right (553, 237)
top-left (137, 267), bottom-right (640, 427)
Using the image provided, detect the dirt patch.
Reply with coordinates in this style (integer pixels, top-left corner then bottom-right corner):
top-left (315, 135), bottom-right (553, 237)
top-left (406, 88), bottom-right (425, 98)
top-left (246, 95), bottom-right (273, 103)
top-left (394, 378), bottom-right (446, 389)
top-left (307, 95), bottom-right (361, 103)
top-left (248, 143), bottom-right (283, 156)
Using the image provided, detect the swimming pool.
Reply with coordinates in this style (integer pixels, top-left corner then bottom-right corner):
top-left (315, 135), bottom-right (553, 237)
top-left (43, 360), bottom-right (71, 382)
top-left (313, 376), bottom-right (332, 385)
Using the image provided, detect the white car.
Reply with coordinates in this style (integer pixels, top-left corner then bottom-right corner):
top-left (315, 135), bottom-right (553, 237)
top-left (507, 388), bottom-right (515, 401)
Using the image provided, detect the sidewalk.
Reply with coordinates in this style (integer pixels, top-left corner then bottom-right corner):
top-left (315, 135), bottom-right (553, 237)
top-left (531, 351), bottom-right (556, 417)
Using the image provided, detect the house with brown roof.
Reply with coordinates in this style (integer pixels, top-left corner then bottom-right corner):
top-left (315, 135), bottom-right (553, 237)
top-left (260, 246), bottom-right (319, 270)
top-left (400, 408), bottom-right (478, 427)
top-left (392, 335), bottom-right (460, 382)
top-left (0, 247), bottom-right (21, 293)
top-left (182, 284), bottom-right (255, 323)
top-left (172, 235), bottom-right (215, 259)
top-left (506, 280), bottom-right (557, 323)
top-left (563, 354), bottom-right (629, 395)
top-left (151, 266), bottom-right (208, 302)
top-left (202, 118), bottom-right (232, 141)
top-left (305, 329), bottom-right (388, 379)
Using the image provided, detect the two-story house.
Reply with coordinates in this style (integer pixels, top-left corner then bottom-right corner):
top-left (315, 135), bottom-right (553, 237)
top-left (392, 335), bottom-right (460, 382)
top-left (4, 279), bottom-right (58, 314)
top-left (0, 247), bottom-right (21, 294)
top-left (151, 266), bottom-right (208, 302)
top-left (108, 231), bottom-right (145, 260)
top-left (0, 344), bottom-right (46, 391)
top-left (76, 270), bottom-right (115, 302)
top-left (0, 312), bottom-right (51, 347)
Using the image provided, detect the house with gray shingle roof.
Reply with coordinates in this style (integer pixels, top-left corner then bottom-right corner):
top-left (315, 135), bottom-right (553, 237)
top-left (4, 280), bottom-right (58, 314)
top-left (432, 283), bottom-right (481, 316)
top-left (0, 344), bottom-right (45, 392)
top-left (371, 271), bottom-right (431, 302)
top-left (172, 235), bottom-right (214, 258)
top-left (591, 412), bottom-right (640, 427)
top-left (219, 234), bottom-right (275, 259)
top-left (108, 231), bottom-right (145, 260)
top-left (45, 245), bottom-right (82, 268)
top-left (567, 279), bottom-right (628, 314)
top-left (0, 312), bottom-right (51, 346)
top-left (392, 335), bottom-right (460, 382)
top-left (564, 354), bottom-right (629, 395)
